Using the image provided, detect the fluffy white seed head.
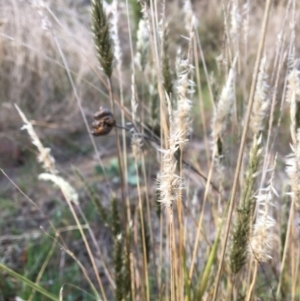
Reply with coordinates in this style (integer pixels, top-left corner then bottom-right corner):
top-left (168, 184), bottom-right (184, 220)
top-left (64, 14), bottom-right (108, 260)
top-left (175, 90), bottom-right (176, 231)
top-left (242, 2), bottom-right (249, 45)
top-left (15, 104), bottom-right (57, 174)
top-left (110, 0), bottom-right (122, 72)
top-left (157, 95), bottom-right (184, 208)
top-left (135, 18), bottom-right (149, 71)
top-left (250, 56), bottom-right (270, 135)
top-left (183, 0), bottom-right (198, 33)
top-left (230, 2), bottom-right (241, 37)
top-left (286, 130), bottom-right (300, 210)
top-left (250, 214), bottom-right (275, 262)
top-left (249, 160), bottom-right (276, 262)
top-left (175, 55), bottom-right (195, 146)
top-left (212, 61), bottom-right (236, 145)
top-left (286, 67), bottom-right (300, 144)
top-left (39, 173), bottom-right (79, 205)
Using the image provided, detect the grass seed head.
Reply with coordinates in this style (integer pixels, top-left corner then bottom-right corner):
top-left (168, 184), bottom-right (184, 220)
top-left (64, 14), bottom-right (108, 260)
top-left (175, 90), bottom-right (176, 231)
top-left (91, 0), bottom-right (114, 78)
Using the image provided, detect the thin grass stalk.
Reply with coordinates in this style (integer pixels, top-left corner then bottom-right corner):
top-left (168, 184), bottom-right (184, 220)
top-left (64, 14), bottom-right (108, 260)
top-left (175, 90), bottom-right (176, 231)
top-left (141, 0), bottom-right (169, 144)
top-left (189, 146), bottom-right (217, 280)
top-left (245, 261), bottom-right (258, 301)
top-left (91, 0), bottom-right (125, 200)
top-left (242, 1), bottom-right (249, 111)
top-left (195, 28), bottom-right (215, 108)
top-left (76, 205), bottom-right (115, 290)
top-left (59, 244), bottom-right (101, 299)
top-left (131, 72), bottom-right (151, 300)
top-left (168, 205), bottom-right (175, 301)
top-left (293, 241), bottom-right (300, 299)
top-left (177, 157), bottom-right (184, 301)
top-left (136, 15), bottom-right (157, 291)
top-left (107, 78), bottom-right (135, 301)
top-left (274, 19), bottom-right (295, 138)
top-left (189, 57), bottom-right (236, 280)
top-left (175, 27), bottom-right (195, 301)
top-left (229, 0), bottom-right (241, 68)
top-left (158, 210), bottom-right (163, 299)
top-left (171, 206), bottom-right (179, 301)
top-left (39, 186), bottom-right (107, 301)
top-left (0, 263), bottom-right (59, 301)
top-left (220, 0), bottom-right (230, 75)
top-left (141, 150), bottom-right (161, 294)
top-left (141, 154), bottom-right (154, 250)
top-left (193, 36), bottom-right (210, 164)
top-left (262, 48), bottom-right (286, 187)
top-left (62, 190), bottom-right (108, 301)
top-left (125, 0), bottom-right (135, 73)
top-left (276, 202), bottom-right (294, 298)
top-left (211, 0), bottom-right (272, 298)
top-left (182, 247), bottom-right (191, 301)
top-left (15, 105), bottom-right (107, 300)
top-left (196, 203), bottom-right (228, 300)
top-left (74, 168), bottom-right (109, 226)
top-left (111, 197), bottom-right (125, 301)
top-left (0, 170), bottom-right (70, 259)
top-left (157, 94), bottom-right (182, 300)
top-left (134, 151), bottom-right (150, 301)
top-left (129, 237), bottom-right (137, 301)
top-left (112, 0), bottom-right (131, 225)
top-left (277, 62), bottom-right (300, 296)
top-left (52, 11), bottom-right (108, 181)
top-left (159, 0), bottom-right (166, 66)
top-left (270, 51), bottom-right (288, 149)
top-left (291, 209), bottom-right (296, 300)
top-left (269, 0), bottom-right (290, 85)
top-left (27, 234), bottom-right (58, 301)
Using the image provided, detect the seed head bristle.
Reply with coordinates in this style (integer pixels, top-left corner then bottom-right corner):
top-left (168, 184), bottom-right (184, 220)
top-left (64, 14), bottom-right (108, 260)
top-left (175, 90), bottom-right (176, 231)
top-left (250, 56), bottom-right (270, 136)
top-left (15, 104), bottom-right (57, 174)
top-left (39, 173), bottom-right (79, 205)
top-left (249, 158), bottom-right (276, 262)
top-left (212, 59), bottom-right (236, 146)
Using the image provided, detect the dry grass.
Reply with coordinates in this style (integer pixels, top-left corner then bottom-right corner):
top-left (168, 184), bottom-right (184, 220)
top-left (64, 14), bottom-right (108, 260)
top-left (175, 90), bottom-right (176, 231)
top-left (1, 0), bottom-right (300, 300)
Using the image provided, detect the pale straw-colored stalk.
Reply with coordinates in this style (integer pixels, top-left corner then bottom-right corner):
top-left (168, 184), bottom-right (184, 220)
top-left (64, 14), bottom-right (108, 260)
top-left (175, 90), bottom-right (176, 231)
top-left (157, 94), bottom-right (183, 301)
top-left (230, 58), bottom-right (269, 277)
top-left (174, 16), bottom-right (195, 298)
top-left (15, 104), bottom-right (105, 300)
top-left (276, 63), bottom-right (300, 298)
top-left (189, 59), bottom-right (236, 281)
top-left (130, 73), bottom-right (150, 301)
top-left (212, 1), bottom-right (272, 298)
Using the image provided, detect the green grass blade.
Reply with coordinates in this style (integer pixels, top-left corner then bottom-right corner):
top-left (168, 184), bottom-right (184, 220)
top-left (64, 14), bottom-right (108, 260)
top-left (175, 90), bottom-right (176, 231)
top-left (0, 263), bottom-right (59, 301)
top-left (196, 206), bottom-right (227, 300)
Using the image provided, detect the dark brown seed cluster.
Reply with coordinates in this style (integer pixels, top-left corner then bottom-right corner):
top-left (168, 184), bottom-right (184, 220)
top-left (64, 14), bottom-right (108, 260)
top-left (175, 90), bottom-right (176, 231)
top-left (91, 106), bottom-right (115, 136)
